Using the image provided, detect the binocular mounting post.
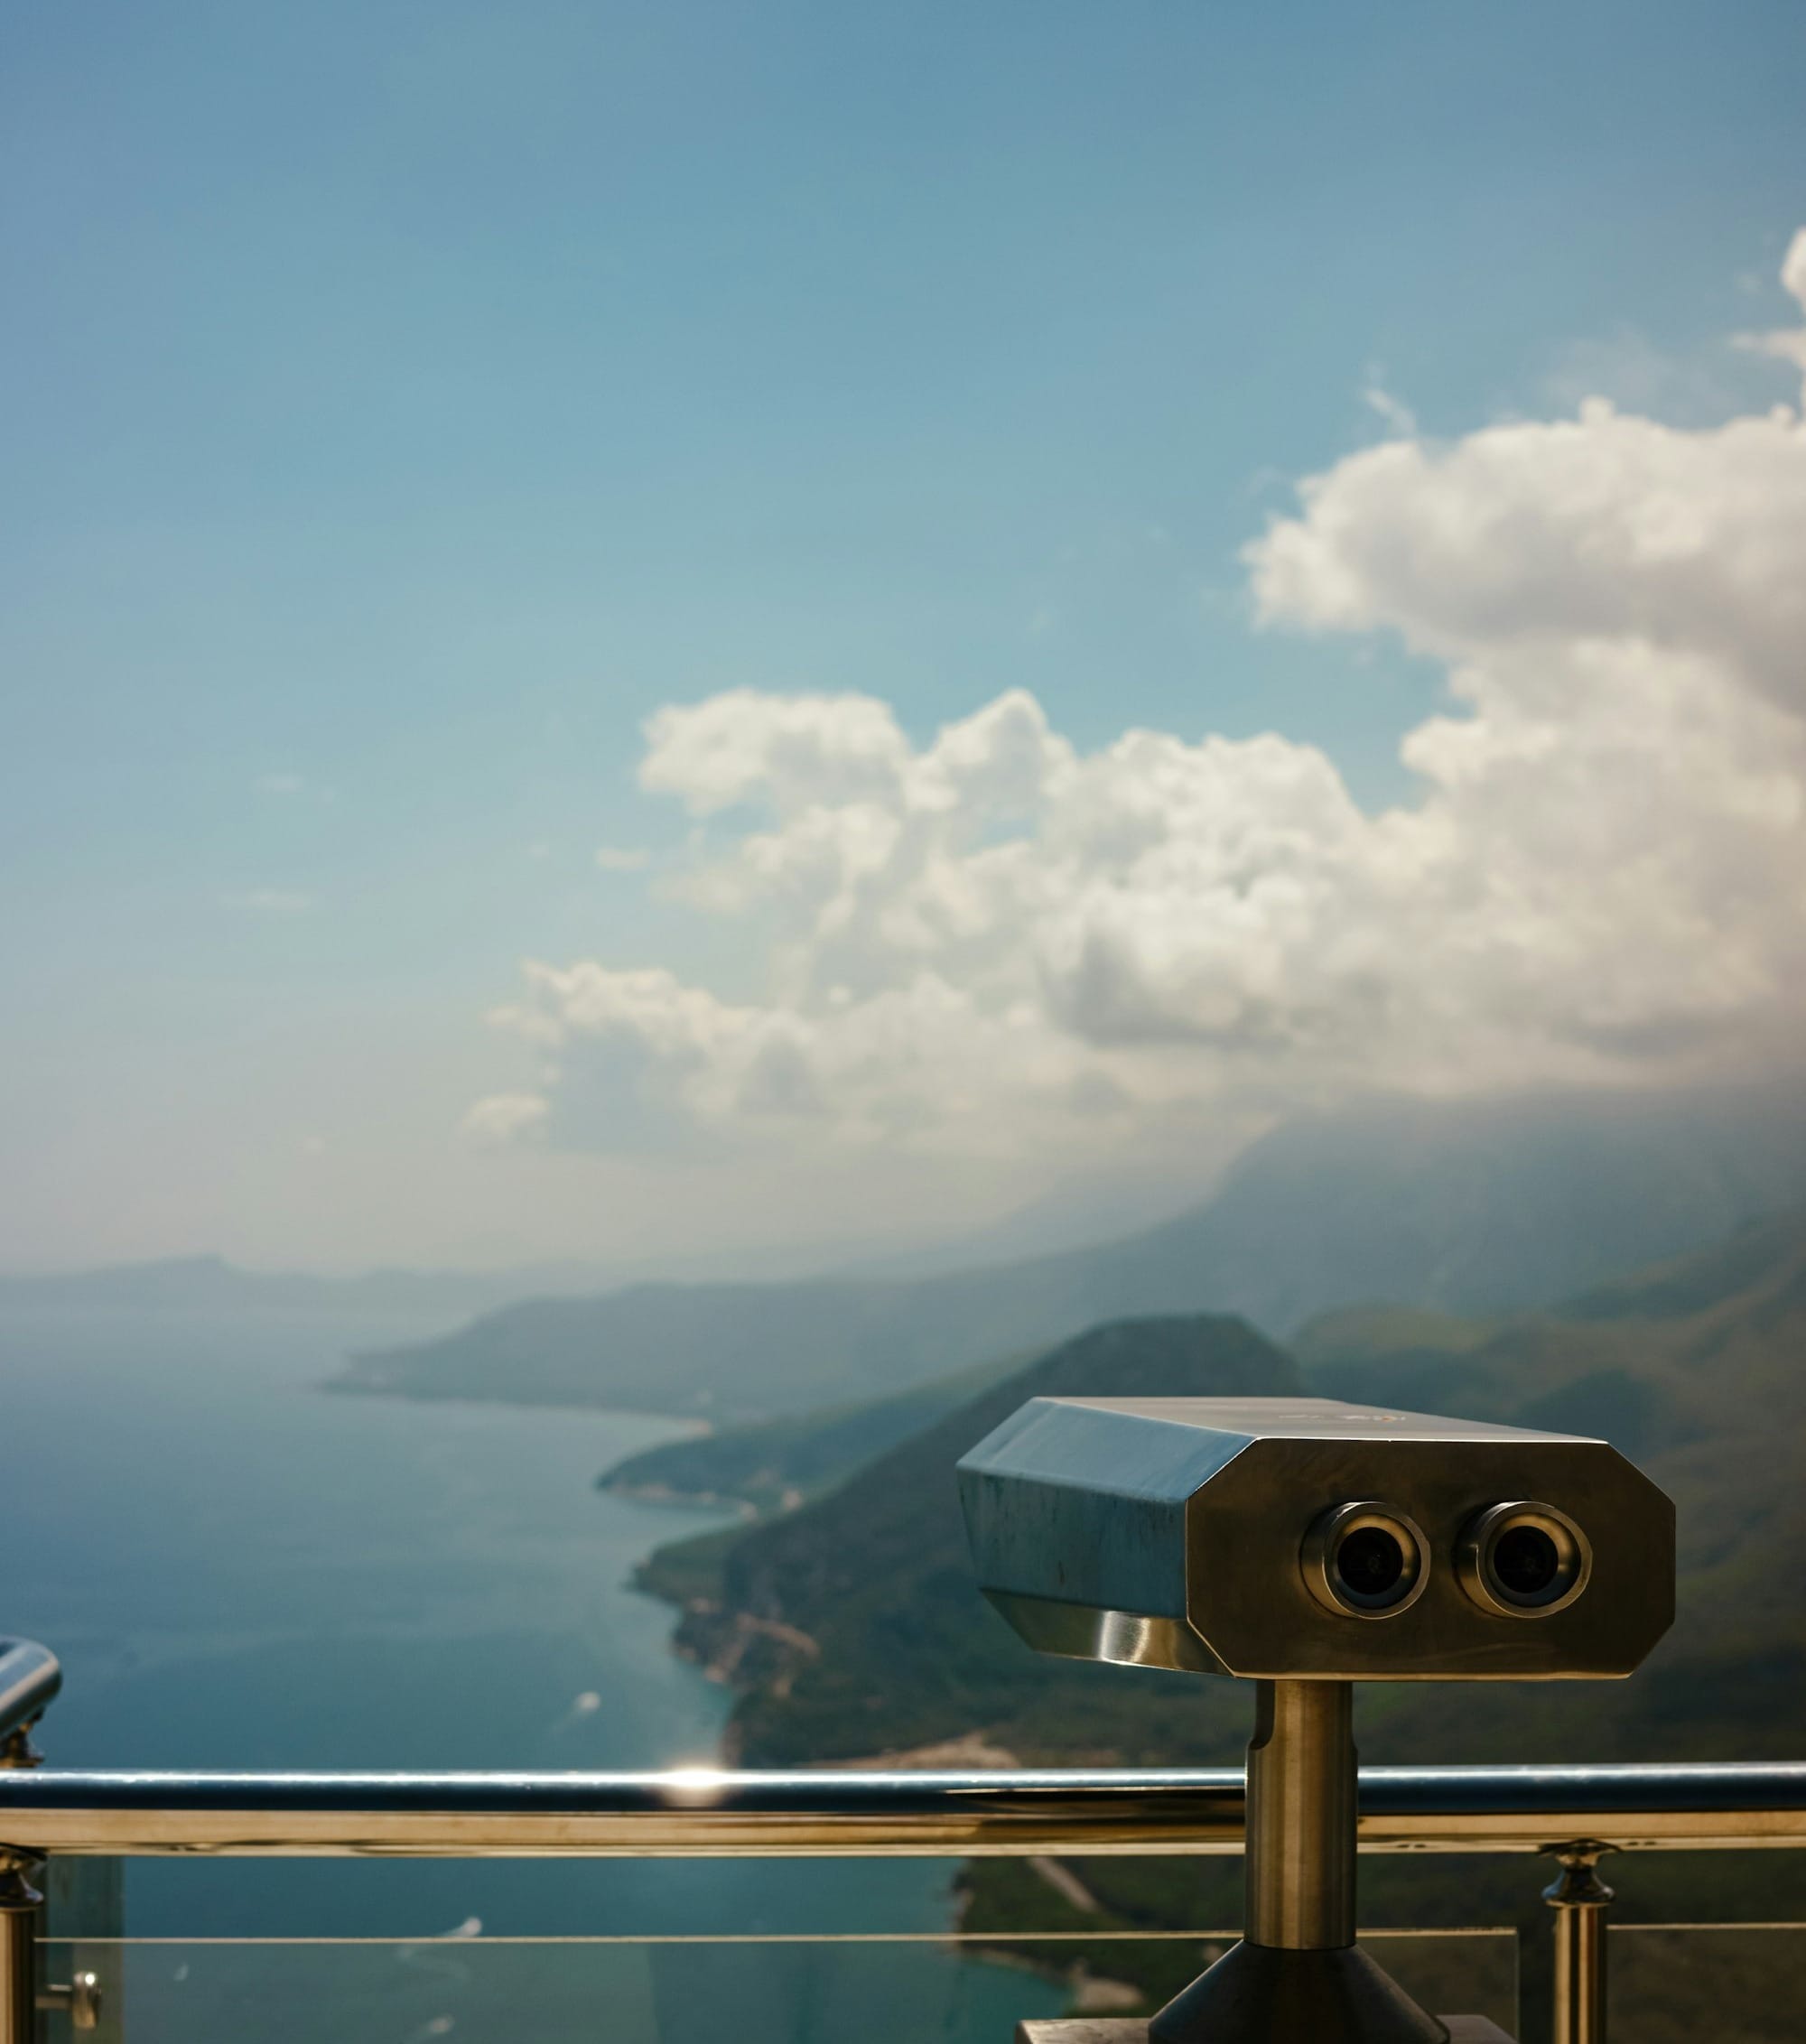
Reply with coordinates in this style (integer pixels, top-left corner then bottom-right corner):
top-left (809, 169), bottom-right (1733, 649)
top-left (1145, 1678), bottom-right (1457, 2044)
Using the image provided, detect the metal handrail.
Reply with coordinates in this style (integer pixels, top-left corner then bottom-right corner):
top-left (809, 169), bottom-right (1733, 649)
top-left (3, 1762), bottom-right (1804, 1857)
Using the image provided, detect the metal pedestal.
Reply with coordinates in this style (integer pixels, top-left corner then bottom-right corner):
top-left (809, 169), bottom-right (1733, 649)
top-left (1021, 1681), bottom-right (1514, 2044)
top-left (1149, 1942), bottom-right (1454, 2044)
top-left (1019, 2021), bottom-right (1513, 2044)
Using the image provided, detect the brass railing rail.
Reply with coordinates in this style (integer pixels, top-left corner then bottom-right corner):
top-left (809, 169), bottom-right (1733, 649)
top-left (2, 1761), bottom-right (1805, 1858)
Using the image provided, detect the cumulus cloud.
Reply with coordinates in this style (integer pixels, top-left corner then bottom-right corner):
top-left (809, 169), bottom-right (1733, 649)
top-left (460, 1092), bottom-right (551, 1147)
top-left (477, 236), bottom-right (1806, 1163)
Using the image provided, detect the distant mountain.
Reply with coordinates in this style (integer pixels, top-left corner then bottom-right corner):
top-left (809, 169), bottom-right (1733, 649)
top-left (0, 1253), bottom-right (621, 1322)
top-left (830, 1170), bottom-right (1213, 1282)
top-left (647, 1205), bottom-right (1806, 1770)
top-left (334, 1080), bottom-right (1806, 1422)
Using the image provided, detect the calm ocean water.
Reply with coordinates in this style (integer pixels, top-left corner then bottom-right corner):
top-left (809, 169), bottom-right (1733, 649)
top-left (0, 1306), bottom-right (1065, 2041)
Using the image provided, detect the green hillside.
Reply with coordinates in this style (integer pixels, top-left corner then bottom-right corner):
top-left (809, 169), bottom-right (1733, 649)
top-left (330, 1084), bottom-right (1806, 1422)
top-left (599, 1352), bottom-right (1028, 1515)
top-left (663, 1314), bottom-right (1301, 1764)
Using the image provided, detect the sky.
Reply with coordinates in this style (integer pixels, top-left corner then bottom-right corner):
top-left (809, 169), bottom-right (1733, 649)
top-left (3, 0), bottom-right (1804, 1274)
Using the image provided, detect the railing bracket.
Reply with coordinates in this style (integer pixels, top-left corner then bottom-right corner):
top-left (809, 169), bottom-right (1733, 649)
top-left (37, 1970), bottom-right (103, 2031)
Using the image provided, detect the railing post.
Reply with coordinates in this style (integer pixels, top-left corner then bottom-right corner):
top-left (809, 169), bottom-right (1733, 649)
top-left (1543, 1844), bottom-right (1613, 2044)
top-left (1, 1648), bottom-right (65, 2041)
top-left (0, 1853), bottom-right (42, 2044)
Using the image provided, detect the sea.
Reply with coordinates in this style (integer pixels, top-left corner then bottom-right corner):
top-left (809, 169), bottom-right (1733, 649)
top-left (0, 1306), bottom-right (1066, 2042)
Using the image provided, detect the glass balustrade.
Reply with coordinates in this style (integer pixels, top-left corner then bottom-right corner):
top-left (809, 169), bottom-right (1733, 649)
top-left (33, 1925), bottom-right (1519, 2044)
top-left (1607, 1923), bottom-right (1806, 2044)
top-left (11, 1752), bottom-right (1806, 2042)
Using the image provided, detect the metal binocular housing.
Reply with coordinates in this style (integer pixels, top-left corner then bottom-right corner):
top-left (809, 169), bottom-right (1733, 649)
top-left (957, 1395), bottom-right (1673, 1683)
top-left (957, 1396), bottom-right (1677, 2044)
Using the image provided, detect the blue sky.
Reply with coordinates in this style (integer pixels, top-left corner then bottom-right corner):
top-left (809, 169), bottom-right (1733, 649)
top-left (4, 0), bottom-right (1804, 1271)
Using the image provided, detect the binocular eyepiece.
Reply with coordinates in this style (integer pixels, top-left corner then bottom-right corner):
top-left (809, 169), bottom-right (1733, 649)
top-left (1300, 1496), bottom-right (1590, 1621)
top-left (1302, 1502), bottom-right (1428, 1617)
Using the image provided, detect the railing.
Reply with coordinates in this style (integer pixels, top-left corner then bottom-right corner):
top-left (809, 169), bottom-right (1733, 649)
top-left (3, 1638), bottom-right (1804, 2043)
top-left (5, 1761), bottom-right (1806, 1856)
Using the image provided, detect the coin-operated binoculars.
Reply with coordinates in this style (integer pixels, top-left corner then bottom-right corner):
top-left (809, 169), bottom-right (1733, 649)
top-left (958, 1397), bottom-right (1674, 2044)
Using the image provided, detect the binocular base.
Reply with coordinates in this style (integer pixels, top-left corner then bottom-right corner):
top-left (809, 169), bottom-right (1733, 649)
top-left (1017, 2022), bottom-right (1510, 2044)
top-left (1151, 1940), bottom-right (1457, 2044)
top-left (1016, 1939), bottom-right (1511, 2044)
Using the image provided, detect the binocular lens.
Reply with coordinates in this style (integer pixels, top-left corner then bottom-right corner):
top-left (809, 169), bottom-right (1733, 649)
top-left (1458, 1501), bottom-right (1591, 1616)
top-left (1303, 1503), bottom-right (1428, 1618)
top-left (1336, 1526), bottom-right (1406, 1600)
top-left (1493, 1524), bottom-right (1560, 1599)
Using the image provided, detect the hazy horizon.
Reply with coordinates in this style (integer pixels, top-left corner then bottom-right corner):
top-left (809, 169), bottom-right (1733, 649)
top-left (7, 1070), bottom-right (1806, 1290)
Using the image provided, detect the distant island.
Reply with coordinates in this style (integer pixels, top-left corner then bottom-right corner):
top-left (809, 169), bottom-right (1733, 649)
top-left (0, 1253), bottom-right (602, 1321)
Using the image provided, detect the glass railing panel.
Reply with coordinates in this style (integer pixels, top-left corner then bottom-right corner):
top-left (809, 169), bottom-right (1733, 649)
top-left (40, 1855), bottom-right (125, 2043)
top-left (1362, 1931), bottom-right (1516, 2036)
top-left (41, 1854), bottom-right (1004, 1942)
top-left (37, 1936), bottom-right (1064, 2044)
top-left (1609, 1922), bottom-right (1806, 2044)
top-left (39, 1927), bottom-right (1517, 2044)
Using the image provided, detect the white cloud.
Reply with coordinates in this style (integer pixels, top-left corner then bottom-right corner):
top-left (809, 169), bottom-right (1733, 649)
top-left (1734, 228), bottom-right (1806, 389)
top-left (1248, 400), bottom-right (1806, 719)
top-left (460, 1092), bottom-right (551, 1147)
top-left (475, 234), bottom-right (1806, 1165)
top-left (1360, 378), bottom-right (1419, 439)
top-left (639, 689), bottom-right (920, 818)
top-left (595, 844), bottom-right (653, 872)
